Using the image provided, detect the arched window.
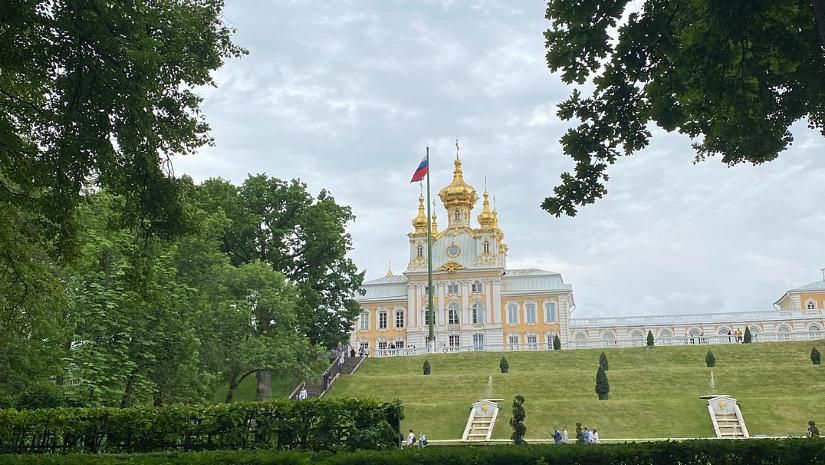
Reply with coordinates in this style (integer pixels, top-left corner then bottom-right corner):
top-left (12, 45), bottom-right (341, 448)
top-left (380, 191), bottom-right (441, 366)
top-left (809, 324), bottom-right (823, 340)
top-left (777, 325), bottom-right (791, 341)
top-left (448, 302), bottom-right (460, 325)
top-left (658, 329), bottom-right (673, 345)
top-left (601, 331), bottom-right (616, 347)
top-left (483, 240), bottom-right (490, 254)
top-left (630, 330), bottom-right (644, 346)
top-left (454, 210), bottom-right (461, 221)
top-left (472, 302), bottom-right (484, 324)
top-left (416, 244), bottom-right (423, 257)
top-left (807, 299), bottom-right (817, 310)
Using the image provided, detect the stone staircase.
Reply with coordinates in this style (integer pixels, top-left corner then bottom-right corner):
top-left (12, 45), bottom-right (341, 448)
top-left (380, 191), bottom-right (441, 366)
top-left (290, 354), bottom-right (365, 400)
top-left (705, 395), bottom-right (749, 439)
top-left (465, 416), bottom-right (495, 441)
top-left (461, 399), bottom-right (501, 442)
top-left (713, 413), bottom-right (747, 438)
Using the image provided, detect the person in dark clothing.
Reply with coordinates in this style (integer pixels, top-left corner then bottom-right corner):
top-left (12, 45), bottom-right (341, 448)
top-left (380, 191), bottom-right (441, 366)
top-left (350, 348), bottom-right (356, 358)
top-left (322, 370), bottom-right (331, 390)
top-left (809, 420), bottom-right (820, 437)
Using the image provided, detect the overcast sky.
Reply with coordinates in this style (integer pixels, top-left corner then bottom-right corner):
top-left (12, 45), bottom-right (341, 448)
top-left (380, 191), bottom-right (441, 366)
top-left (176, 0), bottom-right (825, 318)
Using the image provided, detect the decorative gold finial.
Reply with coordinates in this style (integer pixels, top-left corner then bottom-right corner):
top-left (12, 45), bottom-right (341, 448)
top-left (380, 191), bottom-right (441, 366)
top-left (431, 200), bottom-right (439, 234)
top-left (455, 139), bottom-right (460, 160)
top-left (385, 261), bottom-right (393, 277)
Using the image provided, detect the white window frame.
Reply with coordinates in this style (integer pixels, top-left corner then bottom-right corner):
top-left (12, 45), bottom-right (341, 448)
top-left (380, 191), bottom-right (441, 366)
top-left (359, 311), bottom-right (370, 330)
top-left (508, 334), bottom-right (520, 351)
top-left (545, 332), bottom-right (557, 350)
top-left (807, 299), bottom-right (817, 310)
top-left (472, 302), bottom-right (484, 324)
top-left (526, 334), bottom-right (538, 350)
top-left (525, 302), bottom-right (537, 324)
top-left (378, 310), bottom-right (388, 330)
top-left (448, 334), bottom-right (460, 348)
top-left (448, 302), bottom-right (460, 325)
top-left (483, 240), bottom-right (490, 254)
top-left (471, 281), bottom-right (483, 293)
top-left (473, 333), bottom-right (485, 351)
top-left (417, 244), bottom-right (423, 257)
top-left (447, 282), bottom-right (459, 294)
top-left (507, 302), bottom-right (519, 324)
top-left (395, 309), bottom-right (405, 328)
top-left (544, 302), bottom-right (556, 322)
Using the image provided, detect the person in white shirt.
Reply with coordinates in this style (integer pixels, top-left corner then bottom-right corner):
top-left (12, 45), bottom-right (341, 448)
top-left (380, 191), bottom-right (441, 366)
top-left (298, 384), bottom-right (308, 400)
top-left (406, 429), bottom-right (416, 447)
top-left (592, 429), bottom-right (600, 444)
top-left (561, 427), bottom-right (569, 444)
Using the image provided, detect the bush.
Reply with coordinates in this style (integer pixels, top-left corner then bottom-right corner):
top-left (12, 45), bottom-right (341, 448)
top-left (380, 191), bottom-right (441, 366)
top-left (509, 395), bottom-right (527, 445)
top-left (0, 398), bottom-right (403, 454)
top-left (553, 334), bottom-right (561, 351)
top-left (499, 357), bottom-right (509, 374)
top-left (422, 360), bottom-right (431, 375)
top-left (812, 347), bottom-right (821, 365)
top-left (744, 326), bottom-right (752, 343)
top-left (706, 350), bottom-right (716, 368)
top-left (647, 330), bottom-right (655, 347)
top-left (575, 422), bottom-right (583, 443)
top-left (599, 352), bottom-right (609, 371)
top-left (595, 366), bottom-right (609, 400)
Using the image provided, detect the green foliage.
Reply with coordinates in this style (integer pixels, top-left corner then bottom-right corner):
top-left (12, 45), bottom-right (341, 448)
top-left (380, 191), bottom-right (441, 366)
top-left (595, 366), bottom-right (609, 400)
top-left (0, 398), bottom-right (402, 454)
top-left (542, 0), bottom-right (825, 216)
top-left (599, 352), bottom-right (609, 371)
top-left (509, 395), bottom-right (527, 445)
top-left (744, 326), bottom-right (753, 343)
top-left (575, 422), bottom-right (583, 443)
top-left (706, 351), bottom-right (716, 368)
top-left (553, 334), bottom-right (561, 351)
top-left (0, 0), bottom-right (244, 252)
top-left (422, 361), bottom-right (431, 375)
top-left (499, 357), bottom-right (509, 374)
top-left (812, 347), bottom-right (821, 365)
top-left (647, 330), bottom-right (655, 347)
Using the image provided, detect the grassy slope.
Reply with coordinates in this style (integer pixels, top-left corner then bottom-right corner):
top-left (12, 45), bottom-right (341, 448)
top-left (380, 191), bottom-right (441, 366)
top-left (327, 341), bottom-right (825, 440)
top-left (210, 359), bottom-right (330, 403)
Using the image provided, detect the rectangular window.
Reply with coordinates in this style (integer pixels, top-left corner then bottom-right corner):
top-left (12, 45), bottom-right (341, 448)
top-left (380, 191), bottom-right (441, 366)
top-left (448, 307), bottom-right (460, 324)
top-left (525, 303), bottom-right (537, 324)
top-left (395, 339), bottom-right (405, 349)
top-left (447, 282), bottom-right (459, 294)
top-left (471, 281), bottom-right (483, 293)
top-left (378, 312), bottom-right (387, 329)
top-left (508, 334), bottom-right (520, 351)
top-left (507, 303), bottom-right (519, 324)
top-left (472, 303), bottom-right (484, 324)
top-left (395, 310), bottom-right (405, 328)
top-left (378, 340), bottom-right (387, 350)
top-left (449, 335), bottom-right (460, 348)
top-left (424, 309), bottom-right (435, 325)
top-left (544, 302), bottom-right (557, 322)
top-left (359, 311), bottom-right (369, 330)
top-left (473, 333), bottom-right (485, 351)
top-left (527, 334), bottom-right (538, 350)
top-left (546, 333), bottom-right (557, 350)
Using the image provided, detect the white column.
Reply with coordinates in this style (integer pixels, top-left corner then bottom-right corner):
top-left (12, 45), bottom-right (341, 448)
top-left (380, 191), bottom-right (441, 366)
top-left (461, 281), bottom-right (470, 323)
top-left (438, 282), bottom-right (446, 326)
top-left (492, 281), bottom-right (502, 323)
top-left (485, 281), bottom-right (493, 324)
top-left (408, 285), bottom-right (416, 328)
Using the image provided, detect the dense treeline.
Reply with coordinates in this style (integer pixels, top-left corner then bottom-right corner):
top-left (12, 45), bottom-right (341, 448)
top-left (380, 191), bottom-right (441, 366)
top-left (0, 399), bottom-right (402, 454)
top-left (0, 176), bottom-right (364, 409)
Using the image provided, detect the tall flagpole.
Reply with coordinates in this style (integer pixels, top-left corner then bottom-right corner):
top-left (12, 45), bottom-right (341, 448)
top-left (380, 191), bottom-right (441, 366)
top-left (425, 146), bottom-right (435, 352)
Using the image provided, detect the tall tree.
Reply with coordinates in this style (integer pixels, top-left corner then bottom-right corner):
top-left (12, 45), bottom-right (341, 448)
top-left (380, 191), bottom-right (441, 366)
top-left (543, 0), bottom-right (825, 216)
top-left (0, 0), bottom-right (244, 254)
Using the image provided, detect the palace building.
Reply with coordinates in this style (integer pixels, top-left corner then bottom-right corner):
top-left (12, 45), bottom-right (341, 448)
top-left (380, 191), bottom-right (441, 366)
top-left (350, 153), bottom-right (825, 354)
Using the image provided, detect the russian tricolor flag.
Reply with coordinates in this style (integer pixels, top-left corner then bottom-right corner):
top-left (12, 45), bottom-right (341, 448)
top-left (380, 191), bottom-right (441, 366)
top-left (410, 156), bottom-right (428, 183)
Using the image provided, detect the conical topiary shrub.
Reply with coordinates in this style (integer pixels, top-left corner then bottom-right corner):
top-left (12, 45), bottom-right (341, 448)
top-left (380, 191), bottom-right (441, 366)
top-left (500, 357), bottom-right (509, 374)
top-left (599, 352), bottom-right (609, 371)
top-left (743, 326), bottom-right (752, 343)
top-left (705, 350), bottom-right (716, 368)
top-left (423, 360), bottom-right (431, 375)
top-left (595, 366), bottom-right (609, 400)
top-left (553, 334), bottom-right (562, 351)
top-left (812, 347), bottom-right (821, 365)
top-left (646, 330), bottom-right (655, 348)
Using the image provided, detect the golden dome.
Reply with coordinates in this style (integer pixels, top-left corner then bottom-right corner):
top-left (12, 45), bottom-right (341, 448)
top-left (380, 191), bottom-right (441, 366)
top-left (477, 191), bottom-right (495, 229)
top-left (411, 194), bottom-right (428, 233)
top-left (439, 156), bottom-right (478, 209)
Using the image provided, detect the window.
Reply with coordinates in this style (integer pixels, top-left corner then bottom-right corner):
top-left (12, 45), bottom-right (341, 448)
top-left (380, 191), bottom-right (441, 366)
top-left (449, 334), bottom-right (460, 348)
top-left (807, 299), bottom-right (817, 310)
top-left (546, 333), bottom-right (557, 350)
top-left (378, 311), bottom-right (387, 329)
top-left (544, 302), bottom-right (556, 322)
top-left (483, 240), bottom-right (490, 254)
top-left (507, 303), bottom-right (519, 324)
top-left (525, 303), bottom-right (537, 324)
top-left (473, 334), bottom-right (485, 351)
top-left (471, 281), bottom-right (483, 293)
top-left (359, 341), bottom-right (369, 352)
top-left (395, 309), bottom-right (405, 328)
top-left (448, 302), bottom-right (460, 324)
top-left (472, 302), bottom-right (484, 324)
top-left (777, 325), bottom-right (791, 341)
top-left (359, 311), bottom-right (369, 330)
top-left (527, 334), bottom-right (538, 350)
top-left (454, 210), bottom-right (460, 221)
top-left (424, 308), bottom-right (435, 325)
top-left (447, 282), bottom-right (459, 294)
top-left (508, 334), bottom-right (520, 351)
top-left (395, 339), bottom-right (405, 349)
top-left (378, 340), bottom-right (388, 350)
top-left (417, 244), bottom-right (423, 257)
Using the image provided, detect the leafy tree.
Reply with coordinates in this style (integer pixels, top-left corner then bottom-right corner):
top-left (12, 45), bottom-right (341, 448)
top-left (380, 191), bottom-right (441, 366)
top-left (599, 352), bottom-right (609, 371)
top-left (510, 394), bottom-right (528, 445)
top-left (744, 326), bottom-right (753, 343)
top-left (423, 360), bottom-right (431, 375)
top-left (647, 330), bottom-right (655, 347)
top-left (812, 347), bottom-right (821, 365)
top-left (706, 351), bottom-right (716, 368)
top-left (553, 334), bottom-right (562, 350)
top-left (0, 0), bottom-right (244, 253)
top-left (500, 357), bottom-right (510, 373)
top-left (543, 0), bottom-right (825, 216)
top-left (595, 366), bottom-right (609, 400)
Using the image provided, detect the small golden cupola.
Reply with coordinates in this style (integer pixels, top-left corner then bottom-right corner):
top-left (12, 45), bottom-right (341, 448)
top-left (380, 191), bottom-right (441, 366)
top-left (439, 142), bottom-right (478, 229)
top-left (477, 190), bottom-right (495, 229)
top-left (431, 201), bottom-right (439, 236)
top-left (411, 194), bottom-right (428, 234)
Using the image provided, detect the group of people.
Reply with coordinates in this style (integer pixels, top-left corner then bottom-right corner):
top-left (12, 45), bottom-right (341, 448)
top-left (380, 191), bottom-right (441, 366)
top-left (726, 328), bottom-right (747, 343)
top-left (403, 429), bottom-right (428, 448)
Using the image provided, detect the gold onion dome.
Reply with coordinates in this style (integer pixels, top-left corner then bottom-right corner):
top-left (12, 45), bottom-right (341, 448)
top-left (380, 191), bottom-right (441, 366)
top-left (411, 194), bottom-right (428, 233)
top-left (438, 156), bottom-right (478, 209)
top-left (477, 191), bottom-right (495, 228)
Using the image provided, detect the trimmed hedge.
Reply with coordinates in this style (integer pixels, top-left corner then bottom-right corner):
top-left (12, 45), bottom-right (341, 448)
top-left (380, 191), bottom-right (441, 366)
top-left (1, 439), bottom-right (825, 465)
top-left (0, 399), bottom-right (403, 454)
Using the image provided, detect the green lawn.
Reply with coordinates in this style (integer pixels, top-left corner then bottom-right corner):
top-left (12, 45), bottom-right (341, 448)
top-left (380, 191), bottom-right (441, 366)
top-left (326, 341), bottom-right (825, 440)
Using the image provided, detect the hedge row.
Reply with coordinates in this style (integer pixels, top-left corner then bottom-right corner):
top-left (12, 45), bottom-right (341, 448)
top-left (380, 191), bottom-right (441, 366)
top-left (0, 399), bottom-right (403, 454)
top-left (1, 439), bottom-right (825, 465)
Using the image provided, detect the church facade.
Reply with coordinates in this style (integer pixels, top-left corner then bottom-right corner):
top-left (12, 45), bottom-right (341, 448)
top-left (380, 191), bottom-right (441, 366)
top-left (349, 154), bottom-right (825, 354)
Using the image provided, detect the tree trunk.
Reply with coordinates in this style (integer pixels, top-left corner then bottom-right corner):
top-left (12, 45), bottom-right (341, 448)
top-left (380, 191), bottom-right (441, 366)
top-left (256, 369), bottom-right (272, 401)
top-left (225, 380), bottom-right (239, 403)
top-left (120, 372), bottom-right (138, 408)
top-left (815, 0), bottom-right (825, 47)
